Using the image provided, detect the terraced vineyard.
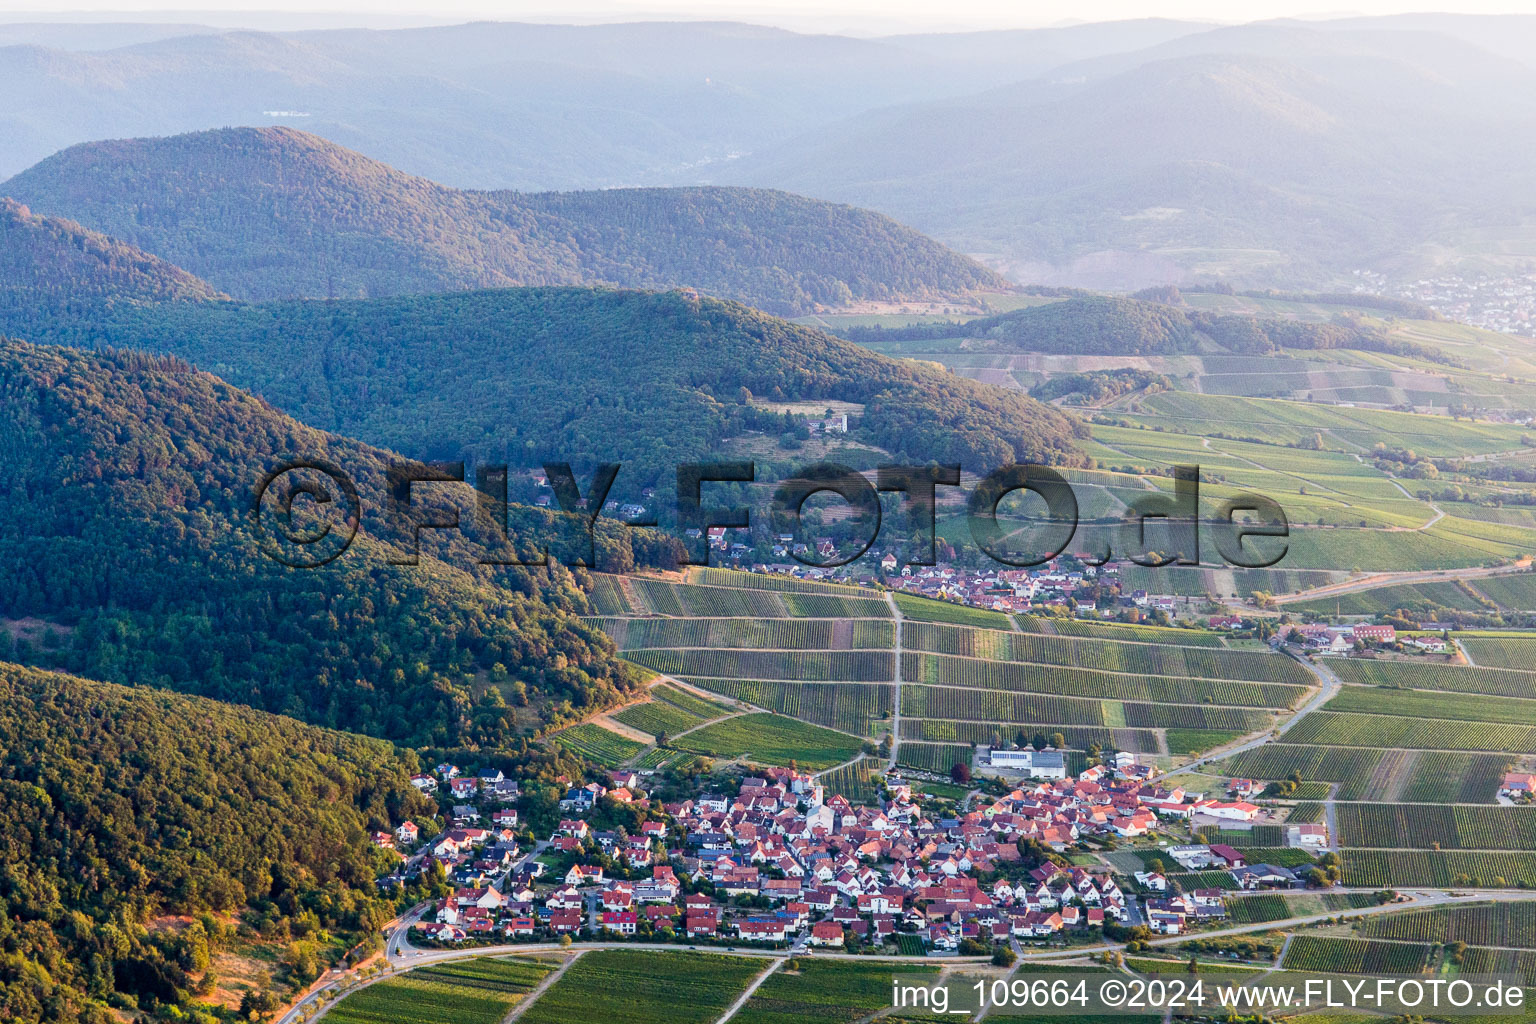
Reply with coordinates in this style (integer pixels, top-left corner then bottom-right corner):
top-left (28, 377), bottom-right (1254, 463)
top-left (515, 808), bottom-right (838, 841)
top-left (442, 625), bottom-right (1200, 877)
top-left (586, 568), bottom-right (1313, 773)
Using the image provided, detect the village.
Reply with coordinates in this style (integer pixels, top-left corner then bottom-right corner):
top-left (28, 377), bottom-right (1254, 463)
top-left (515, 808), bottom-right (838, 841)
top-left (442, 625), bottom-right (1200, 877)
top-left (368, 748), bottom-right (1356, 959)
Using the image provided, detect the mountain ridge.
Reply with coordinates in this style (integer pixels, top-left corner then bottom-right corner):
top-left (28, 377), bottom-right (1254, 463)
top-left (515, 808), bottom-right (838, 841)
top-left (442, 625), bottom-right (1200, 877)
top-left (2, 126), bottom-right (1009, 314)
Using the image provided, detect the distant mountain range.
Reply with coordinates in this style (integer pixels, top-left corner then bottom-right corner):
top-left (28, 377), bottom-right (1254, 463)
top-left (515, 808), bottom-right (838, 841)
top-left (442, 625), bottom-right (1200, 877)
top-left (6, 16), bottom-right (1535, 288)
top-left (1, 127), bottom-right (1007, 314)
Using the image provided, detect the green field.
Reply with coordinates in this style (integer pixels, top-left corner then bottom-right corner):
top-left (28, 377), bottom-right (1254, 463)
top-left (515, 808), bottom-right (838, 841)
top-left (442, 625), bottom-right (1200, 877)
top-left (326, 957), bottom-right (558, 1024)
top-left (1471, 574), bottom-right (1536, 610)
top-left (1285, 712), bottom-right (1536, 753)
top-left (673, 713), bottom-right (862, 770)
top-left (901, 653), bottom-right (1303, 707)
top-left (519, 950), bottom-right (764, 1024)
top-left (594, 617), bottom-right (895, 651)
top-left (552, 722), bottom-right (645, 763)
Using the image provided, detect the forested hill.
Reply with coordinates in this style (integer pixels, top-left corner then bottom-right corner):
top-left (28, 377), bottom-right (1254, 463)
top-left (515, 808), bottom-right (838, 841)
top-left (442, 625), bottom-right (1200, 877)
top-left (845, 293), bottom-right (1453, 362)
top-left (0, 197), bottom-right (223, 316)
top-left (1, 126), bottom-right (1009, 315)
top-left (0, 661), bottom-right (435, 1022)
top-left (17, 287), bottom-right (1086, 483)
top-left (0, 336), bottom-right (649, 749)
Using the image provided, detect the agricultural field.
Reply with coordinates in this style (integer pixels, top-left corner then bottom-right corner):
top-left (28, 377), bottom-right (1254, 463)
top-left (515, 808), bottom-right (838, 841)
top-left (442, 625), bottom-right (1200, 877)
top-left (896, 742), bottom-right (974, 774)
top-left (552, 722), bottom-right (645, 763)
top-left (627, 577), bottom-right (890, 618)
top-left (681, 679), bottom-right (889, 735)
top-left (902, 626), bottom-right (1311, 684)
top-left (1288, 580), bottom-right (1489, 616)
top-left (1328, 657), bottom-right (1536, 700)
top-left (672, 713), bottom-right (862, 770)
top-left (1164, 728), bottom-right (1245, 756)
top-left (326, 957), bottom-right (559, 1024)
top-left (627, 649), bottom-right (894, 682)
top-left (1340, 851), bottom-right (1536, 888)
top-left (519, 950), bottom-right (764, 1024)
top-left (1323, 686), bottom-right (1536, 727)
top-left (893, 593), bottom-right (1012, 628)
top-left (1215, 745), bottom-right (1508, 801)
top-left (815, 761), bottom-right (881, 804)
top-left (1458, 948), bottom-right (1536, 988)
top-left (901, 652), bottom-right (1303, 707)
top-left (1280, 936), bottom-right (1430, 974)
top-left (1014, 615), bottom-right (1227, 646)
top-left (1225, 893), bottom-right (1379, 925)
top-left (732, 959), bottom-right (933, 1024)
top-left (1336, 805), bottom-right (1536, 850)
top-left (610, 684), bottom-right (731, 737)
top-left (1360, 902), bottom-right (1536, 947)
top-left (1470, 574), bottom-right (1536, 611)
top-left (594, 617), bottom-right (895, 651)
top-left (1285, 712), bottom-right (1536, 754)
top-left (1463, 636), bottom-right (1536, 670)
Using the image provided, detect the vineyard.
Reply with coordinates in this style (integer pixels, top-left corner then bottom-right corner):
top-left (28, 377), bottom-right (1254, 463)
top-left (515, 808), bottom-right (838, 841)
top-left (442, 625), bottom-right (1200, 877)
top-left (892, 593), bottom-right (1012, 628)
top-left (815, 762), bottom-right (881, 804)
top-left (1281, 936), bottom-right (1430, 974)
top-left (690, 567), bottom-right (868, 594)
top-left (1457, 947), bottom-right (1536, 987)
top-left (627, 578), bottom-right (890, 618)
top-left (1324, 686), bottom-right (1536, 727)
top-left (1329, 657), bottom-right (1536, 700)
top-left (327, 958), bottom-right (558, 1024)
top-left (672, 713), bottom-right (863, 770)
top-left (733, 960), bottom-right (934, 1024)
top-left (552, 722), bottom-right (645, 763)
top-left (896, 742), bottom-right (974, 774)
top-left (1461, 636), bottom-right (1536, 670)
top-left (594, 617), bottom-right (894, 650)
top-left (1340, 850), bottom-right (1536, 887)
top-left (519, 950), bottom-right (764, 1024)
top-left (628, 648), bottom-right (894, 681)
top-left (902, 626), bottom-right (1308, 684)
top-left (1336, 804), bottom-right (1536, 850)
top-left (900, 652), bottom-right (1304, 707)
top-left (682, 679), bottom-right (888, 734)
top-left (1016, 616), bottom-right (1226, 646)
top-left (1285, 712), bottom-right (1536, 753)
top-left (611, 684), bottom-right (731, 737)
top-left (900, 718), bottom-right (1158, 753)
top-left (1360, 902), bottom-right (1536, 947)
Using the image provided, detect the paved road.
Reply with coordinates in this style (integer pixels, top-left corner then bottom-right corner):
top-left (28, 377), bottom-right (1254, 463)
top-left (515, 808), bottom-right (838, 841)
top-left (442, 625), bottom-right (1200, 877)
top-left (1165, 649), bottom-right (1339, 778)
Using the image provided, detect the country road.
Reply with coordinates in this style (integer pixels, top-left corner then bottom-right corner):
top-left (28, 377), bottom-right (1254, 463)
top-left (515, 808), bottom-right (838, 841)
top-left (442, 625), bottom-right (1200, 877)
top-left (1165, 648), bottom-right (1340, 777)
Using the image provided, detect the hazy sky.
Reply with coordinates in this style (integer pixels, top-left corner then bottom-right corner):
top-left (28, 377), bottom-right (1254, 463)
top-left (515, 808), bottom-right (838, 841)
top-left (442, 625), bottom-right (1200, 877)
top-left (6, 2), bottom-right (1536, 35)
